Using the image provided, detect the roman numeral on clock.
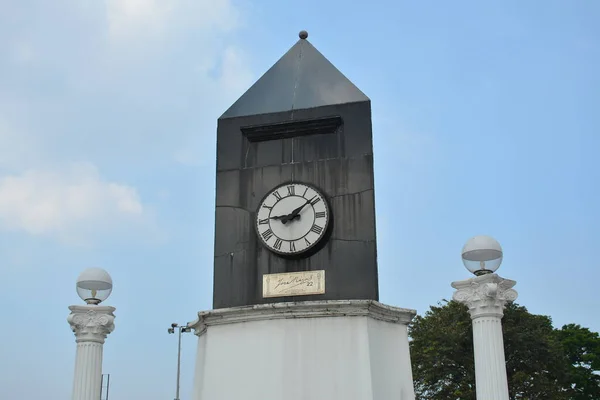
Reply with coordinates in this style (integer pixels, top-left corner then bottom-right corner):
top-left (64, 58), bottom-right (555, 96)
top-left (310, 196), bottom-right (321, 206)
top-left (274, 238), bottom-right (282, 250)
top-left (258, 218), bottom-right (269, 225)
top-left (261, 229), bottom-right (274, 241)
top-left (315, 211), bottom-right (326, 218)
top-left (273, 191), bottom-right (282, 201)
top-left (289, 241), bottom-right (296, 252)
top-left (304, 237), bottom-right (311, 246)
top-left (287, 186), bottom-right (295, 196)
top-left (310, 224), bottom-right (323, 235)
top-left (262, 204), bottom-right (272, 210)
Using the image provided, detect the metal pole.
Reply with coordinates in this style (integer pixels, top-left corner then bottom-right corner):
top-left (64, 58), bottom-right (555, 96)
top-left (175, 326), bottom-right (182, 400)
top-left (100, 374), bottom-right (104, 400)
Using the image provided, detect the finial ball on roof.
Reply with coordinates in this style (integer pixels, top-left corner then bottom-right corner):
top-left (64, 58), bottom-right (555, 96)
top-left (299, 30), bottom-right (308, 40)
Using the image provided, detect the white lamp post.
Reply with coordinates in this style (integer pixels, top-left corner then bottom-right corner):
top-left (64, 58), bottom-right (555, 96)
top-left (67, 268), bottom-right (116, 400)
top-left (451, 236), bottom-right (518, 400)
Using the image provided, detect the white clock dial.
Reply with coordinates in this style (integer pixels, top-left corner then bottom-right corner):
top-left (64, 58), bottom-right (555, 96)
top-left (256, 183), bottom-right (330, 256)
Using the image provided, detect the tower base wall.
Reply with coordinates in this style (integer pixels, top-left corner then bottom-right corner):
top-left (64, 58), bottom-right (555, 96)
top-left (188, 300), bottom-right (416, 400)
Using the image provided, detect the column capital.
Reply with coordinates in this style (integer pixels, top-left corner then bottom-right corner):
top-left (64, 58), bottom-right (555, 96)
top-left (67, 305), bottom-right (116, 343)
top-left (451, 273), bottom-right (518, 319)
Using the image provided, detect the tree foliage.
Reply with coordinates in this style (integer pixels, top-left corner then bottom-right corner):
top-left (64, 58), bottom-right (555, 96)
top-left (409, 301), bottom-right (600, 400)
top-left (555, 324), bottom-right (600, 399)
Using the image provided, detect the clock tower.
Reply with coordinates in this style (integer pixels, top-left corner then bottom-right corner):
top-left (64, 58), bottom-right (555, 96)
top-left (189, 32), bottom-right (416, 400)
top-left (213, 30), bottom-right (379, 308)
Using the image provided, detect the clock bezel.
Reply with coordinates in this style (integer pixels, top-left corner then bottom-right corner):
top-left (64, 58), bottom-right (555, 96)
top-left (255, 181), bottom-right (331, 258)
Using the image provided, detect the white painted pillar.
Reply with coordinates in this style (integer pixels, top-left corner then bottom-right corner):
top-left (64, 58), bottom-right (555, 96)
top-left (452, 273), bottom-right (517, 400)
top-left (67, 305), bottom-right (115, 400)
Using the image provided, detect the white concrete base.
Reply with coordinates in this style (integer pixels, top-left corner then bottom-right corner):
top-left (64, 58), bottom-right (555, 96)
top-left (188, 300), bottom-right (416, 400)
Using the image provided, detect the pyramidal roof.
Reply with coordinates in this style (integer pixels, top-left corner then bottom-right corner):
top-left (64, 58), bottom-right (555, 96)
top-left (220, 32), bottom-right (369, 119)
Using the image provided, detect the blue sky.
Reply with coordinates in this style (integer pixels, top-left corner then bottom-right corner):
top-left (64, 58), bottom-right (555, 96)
top-left (1, 1), bottom-right (599, 398)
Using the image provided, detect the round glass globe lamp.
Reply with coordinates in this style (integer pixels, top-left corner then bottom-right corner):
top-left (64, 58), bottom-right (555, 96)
top-left (461, 235), bottom-right (503, 276)
top-left (76, 268), bottom-right (113, 305)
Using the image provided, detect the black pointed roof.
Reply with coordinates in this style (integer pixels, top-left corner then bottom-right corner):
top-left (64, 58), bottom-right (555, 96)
top-left (220, 34), bottom-right (369, 119)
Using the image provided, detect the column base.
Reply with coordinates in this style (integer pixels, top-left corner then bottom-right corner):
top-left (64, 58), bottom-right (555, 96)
top-left (188, 300), bottom-right (416, 400)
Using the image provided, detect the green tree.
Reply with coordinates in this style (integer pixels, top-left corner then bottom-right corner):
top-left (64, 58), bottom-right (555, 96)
top-left (409, 301), bottom-right (600, 399)
top-left (555, 324), bottom-right (600, 399)
top-left (409, 301), bottom-right (475, 399)
top-left (501, 302), bottom-right (567, 399)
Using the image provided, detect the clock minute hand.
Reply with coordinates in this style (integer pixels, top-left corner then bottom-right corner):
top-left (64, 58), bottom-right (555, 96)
top-left (281, 199), bottom-right (310, 224)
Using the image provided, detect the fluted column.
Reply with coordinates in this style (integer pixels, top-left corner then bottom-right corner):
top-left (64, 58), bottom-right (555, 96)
top-left (67, 305), bottom-right (116, 400)
top-left (451, 274), bottom-right (518, 400)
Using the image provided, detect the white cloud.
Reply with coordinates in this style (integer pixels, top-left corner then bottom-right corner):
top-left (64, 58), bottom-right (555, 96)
top-left (0, 115), bottom-right (41, 171)
top-left (174, 45), bottom-right (254, 166)
top-left (0, 0), bottom-right (254, 242)
top-left (62, 0), bottom-right (254, 167)
top-left (105, 0), bottom-right (173, 40)
top-left (10, 41), bottom-right (35, 65)
top-left (217, 46), bottom-right (254, 95)
top-left (0, 163), bottom-right (154, 244)
top-left (0, 115), bottom-right (155, 245)
top-left (105, 0), bottom-right (240, 42)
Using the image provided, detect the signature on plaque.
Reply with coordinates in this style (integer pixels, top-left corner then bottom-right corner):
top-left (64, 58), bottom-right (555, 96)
top-left (263, 270), bottom-right (325, 298)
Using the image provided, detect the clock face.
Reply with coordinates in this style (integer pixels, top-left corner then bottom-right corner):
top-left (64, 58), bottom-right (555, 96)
top-left (256, 183), bottom-right (330, 256)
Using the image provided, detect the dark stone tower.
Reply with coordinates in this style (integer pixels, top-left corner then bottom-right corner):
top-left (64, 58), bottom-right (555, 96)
top-left (213, 32), bottom-right (378, 309)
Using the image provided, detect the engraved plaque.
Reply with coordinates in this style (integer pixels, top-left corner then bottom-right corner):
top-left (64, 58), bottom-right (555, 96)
top-left (262, 270), bottom-right (325, 298)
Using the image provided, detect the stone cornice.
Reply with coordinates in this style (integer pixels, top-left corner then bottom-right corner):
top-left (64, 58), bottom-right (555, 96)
top-left (188, 300), bottom-right (416, 336)
top-left (68, 305), bottom-right (116, 343)
top-left (451, 274), bottom-right (518, 319)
